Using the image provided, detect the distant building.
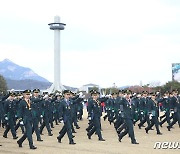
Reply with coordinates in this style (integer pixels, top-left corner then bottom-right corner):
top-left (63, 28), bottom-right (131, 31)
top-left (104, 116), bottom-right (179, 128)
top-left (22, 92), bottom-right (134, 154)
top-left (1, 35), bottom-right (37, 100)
top-left (79, 83), bottom-right (100, 93)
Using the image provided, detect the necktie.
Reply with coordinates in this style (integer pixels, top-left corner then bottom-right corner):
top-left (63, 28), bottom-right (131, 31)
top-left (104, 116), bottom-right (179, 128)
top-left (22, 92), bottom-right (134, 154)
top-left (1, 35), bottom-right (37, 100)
top-left (27, 99), bottom-right (31, 108)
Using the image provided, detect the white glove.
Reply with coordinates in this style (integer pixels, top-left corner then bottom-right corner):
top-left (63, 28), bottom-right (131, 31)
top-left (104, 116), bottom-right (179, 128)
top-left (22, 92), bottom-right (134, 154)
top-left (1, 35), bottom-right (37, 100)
top-left (135, 111), bottom-right (138, 113)
top-left (171, 111), bottom-right (174, 114)
top-left (88, 117), bottom-right (91, 120)
top-left (10, 89), bottom-right (15, 93)
top-left (43, 94), bottom-right (49, 99)
top-left (141, 111), bottom-right (144, 115)
top-left (112, 110), bottom-right (115, 112)
top-left (40, 115), bottom-right (43, 118)
top-left (60, 120), bottom-right (64, 123)
top-left (5, 117), bottom-right (8, 120)
top-left (101, 95), bottom-right (105, 97)
top-left (20, 121), bottom-right (24, 125)
top-left (149, 114), bottom-right (152, 120)
top-left (79, 92), bottom-right (83, 98)
top-left (79, 94), bottom-right (85, 99)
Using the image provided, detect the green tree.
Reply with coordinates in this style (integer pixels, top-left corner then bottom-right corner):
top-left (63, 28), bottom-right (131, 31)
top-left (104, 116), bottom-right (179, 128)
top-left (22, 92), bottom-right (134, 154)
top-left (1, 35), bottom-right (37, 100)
top-left (88, 86), bottom-right (99, 93)
top-left (154, 81), bottom-right (180, 94)
top-left (0, 75), bottom-right (8, 93)
top-left (162, 81), bottom-right (180, 93)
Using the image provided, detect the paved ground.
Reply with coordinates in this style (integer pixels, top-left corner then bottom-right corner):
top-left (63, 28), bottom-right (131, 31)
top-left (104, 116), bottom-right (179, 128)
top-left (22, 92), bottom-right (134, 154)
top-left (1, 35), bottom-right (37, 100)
top-left (0, 111), bottom-right (180, 154)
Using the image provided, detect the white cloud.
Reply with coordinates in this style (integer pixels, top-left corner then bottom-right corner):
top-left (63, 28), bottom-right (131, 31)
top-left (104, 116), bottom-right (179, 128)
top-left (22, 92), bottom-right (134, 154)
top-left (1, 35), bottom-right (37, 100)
top-left (0, 0), bottom-right (180, 88)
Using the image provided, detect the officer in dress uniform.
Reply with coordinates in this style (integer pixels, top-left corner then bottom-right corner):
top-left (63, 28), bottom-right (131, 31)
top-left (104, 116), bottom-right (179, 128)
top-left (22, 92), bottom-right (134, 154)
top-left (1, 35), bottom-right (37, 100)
top-left (118, 90), bottom-right (139, 144)
top-left (53, 93), bottom-right (62, 125)
top-left (138, 91), bottom-right (150, 129)
top-left (0, 92), bottom-right (11, 146)
top-left (87, 90), bottom-right (105, 141)
top-left (145, 93), bottom-right (162, 135)
top-left (113, 90), bottom-right (125, 132)
top-left (132, 93), bottom-right (141, 126)
top-left (39, 94), bottom-right (53, 136)
top-left (31, 89), bottom-right (43, 141)
top-left (159, 91), bottom-right (171, 127)
top-left (17, 90), bottom-right (37, 149)
top-left (3, 92), bottom-right (18, 139)
top-left (167, 90), bottom-right (180, 131)
top-left (57, 90), bottom-right (76, 144)
top-left (15, 93), bottom-right (25, 134)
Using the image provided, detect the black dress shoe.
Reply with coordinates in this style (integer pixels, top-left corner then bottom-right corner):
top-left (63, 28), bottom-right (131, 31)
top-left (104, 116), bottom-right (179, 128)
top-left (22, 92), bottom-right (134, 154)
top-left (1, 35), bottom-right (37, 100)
top-left (13, 136), bottom-right (18, 139)
top-left (76, 126), bottom-right (80, 129)
top-left (132, 141), bottom-right (139, 144)
top-left (72, 135), bottom-right (75, 138)
top-left (145, 128), bottom-right (148, 134)
top-left (37, 139), bottom-right (43, 141)
top-left (157, 132), bottom-right (162, 135)
top-left (17, 141), bottom-right (22, 147)
top-left (48, 133), bottom-right (53, 136)
top-left (99, 138), bottom-right (105, 141)
top-left (118, 134), bottom-right (122, 142)
top-left (87, 134), bottom-right (91, 139)
top-left (3, 135), bottom-right (7, 138)
top-left (0, 144), bottom-right (2, 146)
top-left (167, 126), bottom-right (171, 131)
top-left (69, 141), bottom-right (76, 145)
top-left (30, 145), bottom-right (37, 149)
top-left (72, 131), bottom-right (77, 133)
top-left (138, 124), bottom-right (141, 129)
top-left (57, 137), bottom-right (61, 143)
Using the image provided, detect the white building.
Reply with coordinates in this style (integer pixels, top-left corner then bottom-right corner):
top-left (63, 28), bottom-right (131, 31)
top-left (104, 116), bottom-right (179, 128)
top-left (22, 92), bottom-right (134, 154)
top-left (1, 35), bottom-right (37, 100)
top-left (79, 83), bottom-right (100, 93)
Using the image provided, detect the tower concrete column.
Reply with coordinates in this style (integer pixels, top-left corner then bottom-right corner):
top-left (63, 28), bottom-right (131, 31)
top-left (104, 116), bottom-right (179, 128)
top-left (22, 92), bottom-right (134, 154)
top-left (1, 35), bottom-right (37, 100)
top-left (47, 16), bottom-right (66, 93)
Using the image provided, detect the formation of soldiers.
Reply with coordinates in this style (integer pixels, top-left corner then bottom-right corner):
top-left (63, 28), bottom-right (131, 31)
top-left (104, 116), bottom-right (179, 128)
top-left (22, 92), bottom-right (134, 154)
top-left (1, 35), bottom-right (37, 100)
top-left (0, 88), bottom-right (180, 149)
top-left (0, 89), bottom-right (84, 149)
top-left (102, 89), bottom-right (180, 143)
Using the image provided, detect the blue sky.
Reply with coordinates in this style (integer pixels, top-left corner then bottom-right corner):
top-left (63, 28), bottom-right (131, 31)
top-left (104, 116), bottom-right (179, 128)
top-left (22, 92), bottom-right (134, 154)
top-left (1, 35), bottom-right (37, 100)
top-left (0, 0), bottom-right (180, 88)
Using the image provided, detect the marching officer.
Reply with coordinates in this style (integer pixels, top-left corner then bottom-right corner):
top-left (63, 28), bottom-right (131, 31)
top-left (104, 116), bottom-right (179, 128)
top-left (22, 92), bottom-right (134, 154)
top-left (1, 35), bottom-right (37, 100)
top-left (17, 90), bottom-right (37, 149)
top-left (0, 92), bottom-right (11, 146)
top-left (31, 89), bottom-right (43, 141)
top-left (3, 92), bottom-right (18, 139)
top-left (159, 91), bottom-right (171, 127)
top-left (118, 91), bottom-right (139, 144)
top-left (138, 91), bottom-right (150, 129)
top-left (87, 90), bottom-right (105, 141)
top-left (145, 93), bottom-right (162, 135)
top-left (57, 90), bottom-right (76, 144)
top-left (167, 90), bottom-right (180, 131)
top-left (39, 94), bottom-right (53, 136)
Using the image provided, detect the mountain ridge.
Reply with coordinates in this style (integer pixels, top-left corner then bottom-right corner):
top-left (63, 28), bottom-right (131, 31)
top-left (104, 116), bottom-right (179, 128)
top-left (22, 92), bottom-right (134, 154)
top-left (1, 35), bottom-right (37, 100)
top-left (0, 59), bottom-right (49, 82)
